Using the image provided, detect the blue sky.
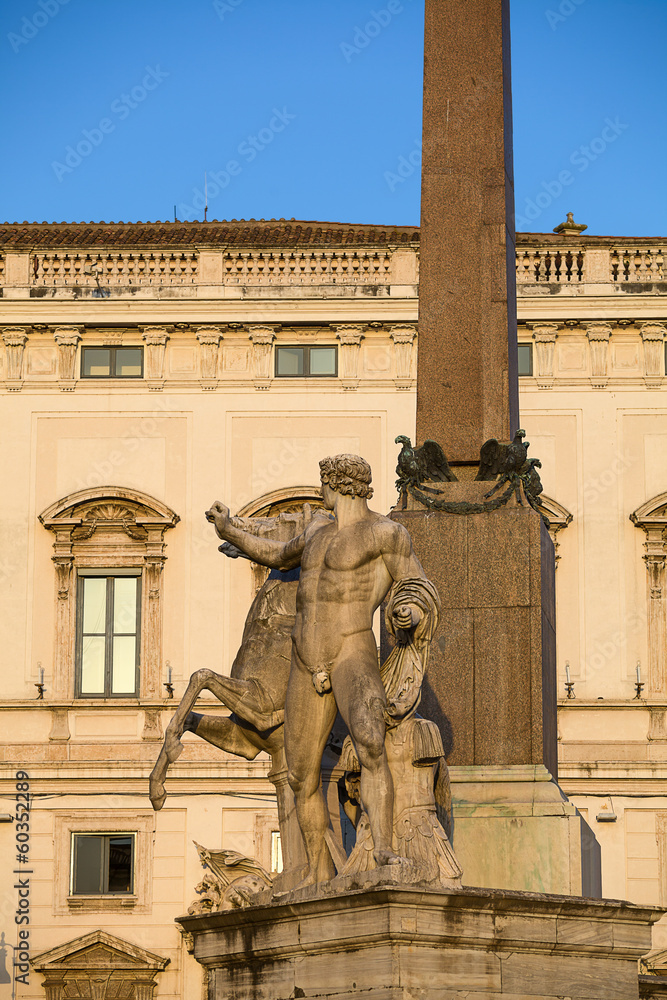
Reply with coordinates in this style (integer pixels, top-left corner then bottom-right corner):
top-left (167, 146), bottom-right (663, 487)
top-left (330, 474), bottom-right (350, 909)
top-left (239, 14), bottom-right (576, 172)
top-left (1, 0), bottom-right (665, 236)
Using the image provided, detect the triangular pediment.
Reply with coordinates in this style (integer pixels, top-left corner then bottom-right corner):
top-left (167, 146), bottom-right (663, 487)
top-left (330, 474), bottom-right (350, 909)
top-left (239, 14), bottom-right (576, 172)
top-left (32, 931), bottom-right (169, 972)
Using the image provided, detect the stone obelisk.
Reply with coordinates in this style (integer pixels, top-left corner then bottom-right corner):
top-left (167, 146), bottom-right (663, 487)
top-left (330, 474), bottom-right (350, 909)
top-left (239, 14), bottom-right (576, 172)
top-left (387, 0), bottom-right (601, 895)
top-left (417, 0), bottom-right (519, 466)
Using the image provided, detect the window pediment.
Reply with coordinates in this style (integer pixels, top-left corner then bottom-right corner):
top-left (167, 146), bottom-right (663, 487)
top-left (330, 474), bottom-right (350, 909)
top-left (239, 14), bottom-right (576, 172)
top-left (32, 930), bottom-right (168, 999)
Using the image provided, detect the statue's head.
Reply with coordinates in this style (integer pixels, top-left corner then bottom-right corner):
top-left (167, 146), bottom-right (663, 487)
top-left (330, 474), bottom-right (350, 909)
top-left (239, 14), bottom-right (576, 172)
top-left (319, 454), bottom-right (374, 501)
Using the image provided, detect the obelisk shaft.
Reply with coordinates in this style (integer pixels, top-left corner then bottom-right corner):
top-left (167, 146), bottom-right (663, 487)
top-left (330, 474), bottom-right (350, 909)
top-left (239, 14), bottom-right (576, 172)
top-left (417, 0), bottom-right (519, 464)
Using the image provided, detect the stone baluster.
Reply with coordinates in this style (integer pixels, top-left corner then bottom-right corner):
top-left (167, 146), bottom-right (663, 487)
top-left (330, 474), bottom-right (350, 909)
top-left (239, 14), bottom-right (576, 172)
top-left (2, 327), bottom-right (28, 389)
top-left (585, 322), bottom-right (612, 388)
top-left (390, 324), bottom-right (417, 390)
top-left (248, 325), bottom-right (278, 390)
top-left (142, 327), bottom-right (169, 389)
top-left (196, 326), bottom-right (223, 389)
top-left (334, 324), bottom-right (365, 390)
top-left (529, 323), bottom-right (558, 389)
top-left (640, 322), bottom-right (665, 389)
top-left (53, 326), bottom-right (82, 389)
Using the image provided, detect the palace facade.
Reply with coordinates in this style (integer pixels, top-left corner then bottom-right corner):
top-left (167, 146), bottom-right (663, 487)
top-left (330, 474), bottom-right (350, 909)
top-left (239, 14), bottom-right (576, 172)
top-left (1, 218), bottom-right (666, 995)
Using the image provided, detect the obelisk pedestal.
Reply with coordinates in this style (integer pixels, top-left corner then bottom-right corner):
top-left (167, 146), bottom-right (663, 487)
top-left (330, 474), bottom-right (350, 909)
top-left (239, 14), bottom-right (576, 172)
top-left (178, 884), bottom-right (660, 1000)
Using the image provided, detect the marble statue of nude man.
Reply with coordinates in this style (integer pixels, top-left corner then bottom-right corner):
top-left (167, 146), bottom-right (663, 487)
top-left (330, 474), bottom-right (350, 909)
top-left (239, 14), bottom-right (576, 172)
top-left (205, 453), bottom-right (428, 886)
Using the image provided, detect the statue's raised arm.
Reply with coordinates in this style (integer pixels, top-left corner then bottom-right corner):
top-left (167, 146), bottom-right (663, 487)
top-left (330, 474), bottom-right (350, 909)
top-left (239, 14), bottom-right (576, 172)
top-left (205, 501), bottom-right (308, 570)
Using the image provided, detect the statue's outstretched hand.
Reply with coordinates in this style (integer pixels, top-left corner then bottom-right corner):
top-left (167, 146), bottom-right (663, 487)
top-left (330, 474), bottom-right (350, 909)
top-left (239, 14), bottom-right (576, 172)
top-left (206, 501), bottom-right (230, 538)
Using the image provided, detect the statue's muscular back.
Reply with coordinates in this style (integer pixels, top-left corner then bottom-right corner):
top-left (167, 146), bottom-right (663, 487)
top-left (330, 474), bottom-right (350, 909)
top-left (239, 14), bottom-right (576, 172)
top-left (292, 510), bottom-right (400, 671)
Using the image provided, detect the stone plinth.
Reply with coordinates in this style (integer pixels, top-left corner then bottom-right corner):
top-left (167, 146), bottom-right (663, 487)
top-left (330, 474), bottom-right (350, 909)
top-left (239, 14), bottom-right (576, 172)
top-left (451, 764), bottom-right (601, 898)
top-left (386, 483), bottom-right (557, 777)
top-left (177, 885), bottom-right (661, 999)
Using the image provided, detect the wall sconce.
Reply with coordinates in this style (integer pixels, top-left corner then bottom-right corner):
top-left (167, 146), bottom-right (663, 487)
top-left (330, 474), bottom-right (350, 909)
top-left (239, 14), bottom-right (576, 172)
top-left (634, 662), bottom-right (644, 700)
top-left (164, 662), bottom-right (174, 699)
top-left (564, 662), bottom-right (575, 699)
top-left (35, 664), bottom-right (45, 700)
top-left (596, 796), bottom-right (617, 823)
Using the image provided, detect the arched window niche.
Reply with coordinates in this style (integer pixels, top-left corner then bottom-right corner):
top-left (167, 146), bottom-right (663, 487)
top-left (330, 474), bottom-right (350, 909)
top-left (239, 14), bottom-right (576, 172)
top-left (39, 487), bottom-right (179, 700)
top-left (631, 493), bottom-right (667, 698)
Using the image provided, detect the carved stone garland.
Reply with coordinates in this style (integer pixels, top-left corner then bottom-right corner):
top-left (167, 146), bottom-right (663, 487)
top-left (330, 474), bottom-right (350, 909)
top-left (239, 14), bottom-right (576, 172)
top-left (631, 494), bottom-right (667, 697)
top-left (39, 487), bottom-right (179, 700)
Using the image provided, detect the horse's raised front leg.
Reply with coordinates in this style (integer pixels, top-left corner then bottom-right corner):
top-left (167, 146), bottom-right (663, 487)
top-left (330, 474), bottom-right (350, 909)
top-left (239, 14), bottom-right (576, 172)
top-left (150, 668), bottom-right (226, 810)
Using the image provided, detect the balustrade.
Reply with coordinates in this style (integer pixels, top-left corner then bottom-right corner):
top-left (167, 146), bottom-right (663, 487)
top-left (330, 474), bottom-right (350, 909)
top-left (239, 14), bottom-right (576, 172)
top-left (31, 251), bottom-right (199, 286)
top-left (222, 250), bottom-right (393, 284)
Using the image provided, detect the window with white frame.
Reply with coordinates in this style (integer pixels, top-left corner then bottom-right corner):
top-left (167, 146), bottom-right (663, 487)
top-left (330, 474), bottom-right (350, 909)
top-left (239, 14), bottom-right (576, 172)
top-left (71, 833), bottom-right (135, 895)
top-left (76, 573), bottom-right (141, 697)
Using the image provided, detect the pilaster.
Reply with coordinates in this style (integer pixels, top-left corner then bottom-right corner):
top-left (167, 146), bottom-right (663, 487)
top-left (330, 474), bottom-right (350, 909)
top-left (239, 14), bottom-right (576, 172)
top-left (640, 321), bottom-right (666, 389)
top-left (141, 326), bottom-right (169, 389)
top-left (53, 326), bottom-right (82, 390)
top-left (390, 324), bottom-right (416, 390)
top-left (196, 325), bottom-right (223, 389)
top-left (529, 322), bottom-right (559, 389)
top-left (334, 324), bottom-right (365, 390)
top-left (585, 322), bottom-right (612, 388)
top-left (2, 326), bottom-right (28, 389)
top-left (248, 325), bottom-right (278, 390)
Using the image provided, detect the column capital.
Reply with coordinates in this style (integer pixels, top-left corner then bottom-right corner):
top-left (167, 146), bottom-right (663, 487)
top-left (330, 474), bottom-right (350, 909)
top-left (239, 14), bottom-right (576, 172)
top-left (389, 324), bottom-right (417, 345)
top-left (248, 325), bottom-right (279, 345)
top-left (196, 325), bottom-right (223, 346)
top-left (333, 324), bottom-right (365, 345)
top-left (52, 326), bottom-right (83, 347)
top-left (585, 322), bottom-right (612, 342)
top-left (2, 326), bottom-right (28, 347)
top-left (528, 322), bottom-right (559, 341)
top-left (640, 321), bottom-right (666, 342)
top-left (142, 326), bottom-right (170, 346)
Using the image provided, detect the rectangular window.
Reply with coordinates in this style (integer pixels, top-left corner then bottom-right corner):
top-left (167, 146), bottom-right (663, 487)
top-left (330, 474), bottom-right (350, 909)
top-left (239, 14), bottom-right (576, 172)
top-left (81, 346), bottom-right (143, 378)
top-left (270, 831), bottom-right (283, 873)
top-left (76, 575), bottom-right (141, 697)
top-left (275, 345), bottom-right (338, 377)
top-left (518, 343), bottom-right (533, 376)
top-left (71, 833), bottom-right (134, 895)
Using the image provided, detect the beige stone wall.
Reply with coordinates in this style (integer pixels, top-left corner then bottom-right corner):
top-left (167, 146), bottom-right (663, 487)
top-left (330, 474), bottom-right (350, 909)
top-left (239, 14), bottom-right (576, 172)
top-left (1, 230), bottom-right (667, 992)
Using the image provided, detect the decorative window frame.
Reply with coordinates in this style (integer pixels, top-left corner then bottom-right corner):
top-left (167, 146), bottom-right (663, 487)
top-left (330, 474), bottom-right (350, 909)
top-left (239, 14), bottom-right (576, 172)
top-left (32, 929), bottom-right (168, 1000)
top-left (52, 811), bottom-right (154, 915)
top-left (631, 494), bottom-right (667, 697)
top-left (536, 495), bottom-right (573, 568)
top-left (39, 487), bottom-right (179, 700)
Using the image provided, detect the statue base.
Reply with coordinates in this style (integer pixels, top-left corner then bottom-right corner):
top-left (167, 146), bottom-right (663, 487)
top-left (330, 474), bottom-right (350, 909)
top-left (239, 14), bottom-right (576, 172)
top-left (450, 764), bottom-right (601, 897)
top-left (177, 882), bottom-right (661, 999)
